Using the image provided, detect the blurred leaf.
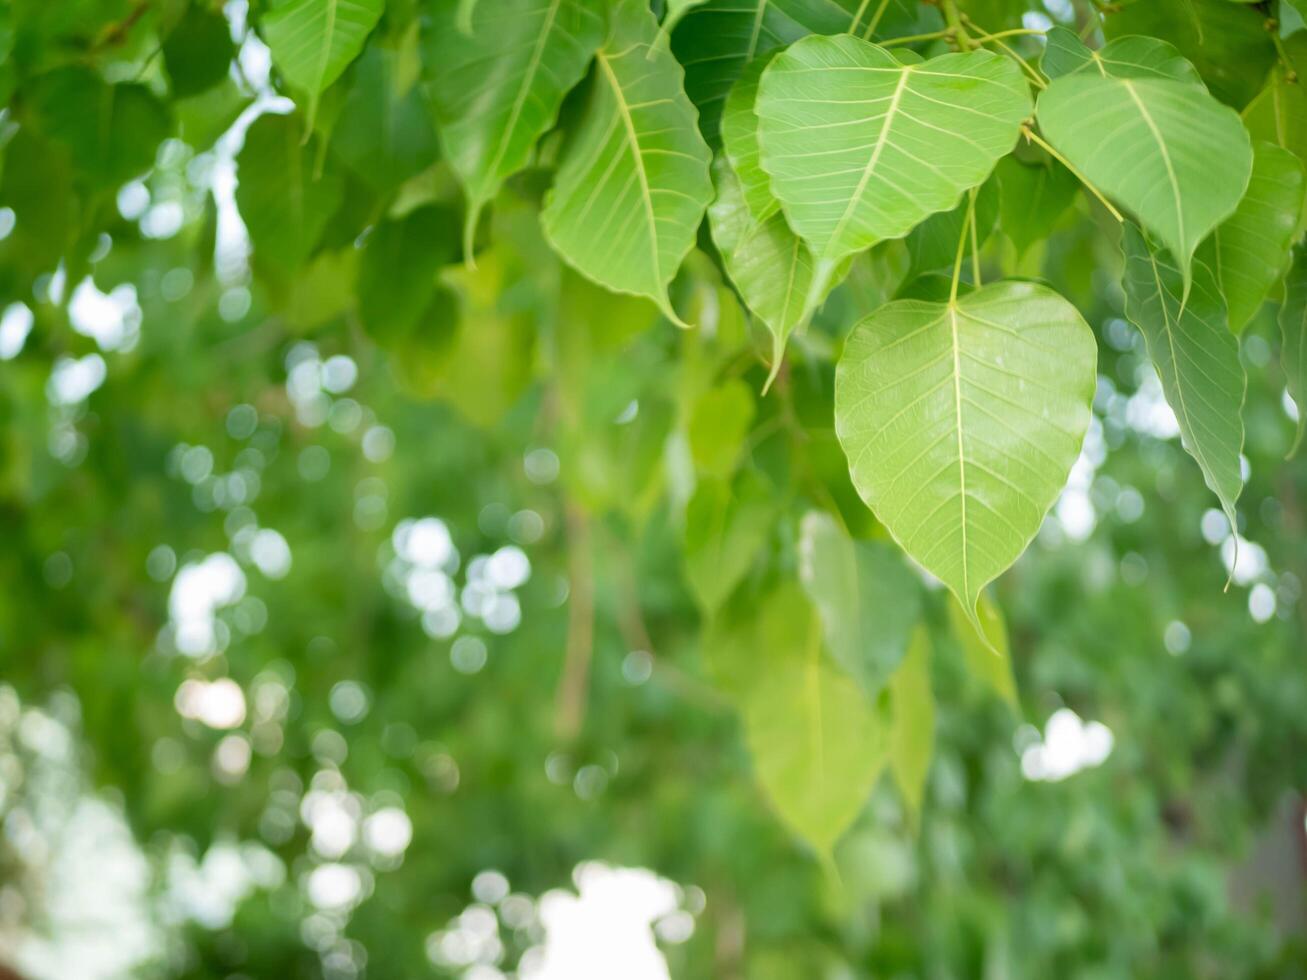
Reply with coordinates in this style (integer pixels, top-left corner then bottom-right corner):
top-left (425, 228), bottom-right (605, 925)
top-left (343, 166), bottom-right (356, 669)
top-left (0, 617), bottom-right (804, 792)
top-left (163, 4), bottom-right (235, 98)
top-left (888, 626), bottom-right (934, 823)
top-left (947, 591), bottom-right (1016, 706)
top-left (262, 0), bottom-right (384, 126)
top-left (684, 470), bottom-right (775, 612)
top-left (687, 378), bottom-right (755, 479)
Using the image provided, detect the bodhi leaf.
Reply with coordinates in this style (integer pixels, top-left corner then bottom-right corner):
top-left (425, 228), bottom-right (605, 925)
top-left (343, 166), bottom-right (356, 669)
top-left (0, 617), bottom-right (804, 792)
top-left (1243, 36), bottom-right (1307, 170)
top-left (995, 155), bottom-right (1077, 258)
top-left (1212, 142), bottom-right (1306, 335)
top-left (834, 281), bottom-right (1096, 620)
top-left (426, 0), bottom-right (606, 260)
top-left (263, 0), bottom-right (384, 128)
top-left (797, 510), bottom-right (922, 697)
top-left (948, 591), bottom-right (1016, 706)
top-left (888, 627), bottom-right (934, 822)
top-left (687, 378), bottom-right (756, 479)
top-left (722, 52), bottom-right (781, 222)
top-left (684, 471), bottom-right (776, 613)
top-left (1120, 224), bottom-right (1245, 528)
top-left (708, 157), bottom-right (838, 385)
top-left (1041, 25), bottom-right (1201, 85)
top-left (755, 37), bottom-right (1030, 295)
top-left (163, 4), bottom-right (236, 98)
top-left (1036, 73), bottom-right (1252, 293)
top-left (1278, 249), bottom-right (1307, 458)
top-left (734, 584), bottom-right (889, 855)
top-left (541, 0), bottom-right (713, 326)
top-left (357, 205), bottom-right (461, 344)
top-left (906, 178), bottom-right (999, 278)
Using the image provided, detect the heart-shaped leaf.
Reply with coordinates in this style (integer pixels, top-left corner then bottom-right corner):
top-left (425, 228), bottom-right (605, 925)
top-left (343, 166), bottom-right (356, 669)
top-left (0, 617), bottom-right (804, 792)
top-left (1120, 224), bottom-right (1245, 527)
top-left (1213, 142), bottom-right (1306, 334)
top-left (834, 281), bottom-right (1096, 618)
top-left (1041, 25), bottom-right (1202, 84)
top-left (426, 0), bottom-right (606, 259)
top-left (262, 0), bottom-right (384, 126)
top-left (541, 0), bottom-right (712, 325)
top-left (1037, 73), bottom-right (1252, 292)
top-left (756, 37), bottom-right (1030, 277)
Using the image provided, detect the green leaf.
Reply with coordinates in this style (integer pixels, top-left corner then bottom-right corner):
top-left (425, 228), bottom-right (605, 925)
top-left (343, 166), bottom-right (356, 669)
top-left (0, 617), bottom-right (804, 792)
top-left (995, 154), bottom-right (1077, 258)
top-left (1242, 36), bottom-right (1307, 167)
top-left (708, 157), bottom-right (833, 384)
top-left (1212, 141), bottom-right (1306, 334)
top-left (1120, 223), bottom-right (1245, 528)
top-left (947, 591), bottom-right (1016, 706)
top-left (797, 511), bottom-right (922, 697)
top-left (163, 4), bottom-right (236, 98)
top-left (1103, 0), bottom-right (1273, 108)
top-left (262, 0), bottom-right (384, 127)
top-left (426, 0), bottom-right (605, 260)
top-left (29, 67), bottom-right (170, 189)
top-left (888, 626), bottom-right (933, 821)
top-left (684, 471), bottom-right (776, 612)
top-left (755, 37), bottom-right (1030, 282)
top-left (541, 0), bottom-right (712, 325)
top-left (1277, 248), bottom-right (1307, 457)
top-left (687, 378), bottom-right (756, 478)
top-left (1037, 73), bottom-right (1252, 293)
top-left (730, 583), bottom-right (888, 855)
top-left (721, 52), bottom-right (781, 222)
top-left (906, 178), bottom-right (999, 278)
top-left (357, 205), bottom-right (461, 344)
top-left (235, 113), bottom-right (344, 276)
top-left (1041, 25), bottom-right (1202, 85)
top-left (834, 281), bottom-right (1096, 618)
top-left (331, 45), bottom-right (439, 193)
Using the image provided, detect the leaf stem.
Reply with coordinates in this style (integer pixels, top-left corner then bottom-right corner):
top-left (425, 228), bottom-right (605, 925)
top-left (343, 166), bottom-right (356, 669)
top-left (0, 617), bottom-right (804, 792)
top-left (862, 0), bottom-right (894, 39)
top-left (968, 187), bottom-right (982, 288)
top-left (880, 29), bottom-right (953, 47)
top-left (950, 194), bottom-right (974, 304)
top-left (1020, 125), bottom-right (1125, 223)
top-left (961, 16), bottom-right (1048, 88)
top-left (941, 0), bottom-right (972, 50)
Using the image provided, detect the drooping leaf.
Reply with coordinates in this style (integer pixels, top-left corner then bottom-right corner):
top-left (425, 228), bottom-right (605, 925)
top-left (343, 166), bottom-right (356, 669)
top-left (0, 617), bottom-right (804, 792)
top-left (995, 154), bottom-right (1077, 258)
top-left (1103, 0), bottom-right (1273, 108)
top-left (721, 52), bottom-right (782, 222)
top-left (687, 378), bottom-right (756, 479)
top-left (834, 281), bottom-right (1096, 618)
top-left (888, 626), bottom-right (934, 822)
top-left (947, 591), bottom-right (1016, 706)
top-left (1278, 248), bottom-right (1307, 457)
top-left (262, 0), bottom-right (385, 126)
top-left (684, 471), bottom-right (776, 612)
top-left (541, 0), bottom-right (712, 325)
top-left (1041, 25), bottom-right (1202, 85)
top-left (425, 0), bottom-right (606, 259)
top-left (1212, 142), bottom-right (1306, 334)
top-left (1242, 35), bottom-right (1307, 167)
top-left (755, 37), bottom-right (1030, 284)
top-left (734, 584), bottom-right (889, 855)
top-left (28, 67), bottom-right (170, 189)
top-left (331, 45), bottom-right (440, 193)
top-left (1037, 73), bottom-right (1252, 292)
top-left (163, 4), bottom-right (236, 98)
top-left (1120, 223), bottom-right (1245, 528)
top-left (797, 510), bottom-right (922, 697)
top-left (357, 205), bottom-right (461, 344)
top-left (235, 113), bottom-right (344, 276)
top-left (708, 157), bottom-right (833, 383)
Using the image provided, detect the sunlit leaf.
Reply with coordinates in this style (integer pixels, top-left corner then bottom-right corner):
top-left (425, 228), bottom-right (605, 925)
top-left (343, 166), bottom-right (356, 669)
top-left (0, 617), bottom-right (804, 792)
top-left (426, 0), bottom-right (606, 259)
top-left (1120, 223), bottom-right (1245, 528)
top-left (834, 281), bottom-right (1096, 618)
top-left (541, 0), bottom-right (712, 325)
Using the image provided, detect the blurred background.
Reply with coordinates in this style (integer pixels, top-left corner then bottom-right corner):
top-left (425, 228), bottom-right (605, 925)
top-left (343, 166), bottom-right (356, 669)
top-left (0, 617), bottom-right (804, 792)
top-left (2, 0), bottom-right (1307, 977)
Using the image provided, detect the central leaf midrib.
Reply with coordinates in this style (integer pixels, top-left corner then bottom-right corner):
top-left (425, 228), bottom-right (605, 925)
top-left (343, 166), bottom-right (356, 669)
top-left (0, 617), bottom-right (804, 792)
top-left (948, 302), bottom-right (969, 603)
top-left (1123, 79), bottom-right (1186, 263)
top-left (597, 48), bottom-right (662, 282)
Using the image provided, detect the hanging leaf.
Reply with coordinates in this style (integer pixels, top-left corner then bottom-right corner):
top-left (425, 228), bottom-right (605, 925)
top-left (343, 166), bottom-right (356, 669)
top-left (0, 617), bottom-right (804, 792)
top-left (1041, 25), bottom-right (1202, 85)
top-left (1037, 73), bottom-right (1252, 292)
top-left (1120, 224), bottom-right (1245, 528)
top-left (888, 626), bottom-right (934, 822)
top-left (797, 511), bottom-right (922, 697)
top-left (755, 38), bottom-right (1030, 283)
top-left (541, 0), bottom-right (712, 325)
top-left (708, 157), bottom-right (832, 384)
top-left (262, 0), bottom-right (385, 127)
top-left (235, 113), bottom-right (344, 276)
top-left (834, 281), bottom-right (1096, 620)
top-left (684, 471), bottom-right (776, 613)
top-left (1278, 249), bottom-right (1307, 458)
top-left (1242, 35), bottom-right (1307, 167)
top-left (1212, 142), bottom-right (1306, 335)
top-left (730, 583), bottom-right (889, 856)
top-left (722, 52), bottom-right (782, 222)
top-left (687, 378), bottom-right (756, 479)
top-left (995, 155), bottom-right (1077, 258)
top-left (426, 0), bottom-right (606, 260)
top-left (947, 592), bottom-right (1017, 707)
